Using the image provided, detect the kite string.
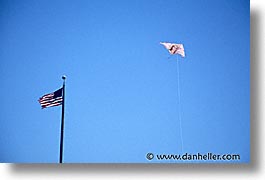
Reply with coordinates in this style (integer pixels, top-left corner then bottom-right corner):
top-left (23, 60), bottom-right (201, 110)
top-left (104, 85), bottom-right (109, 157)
top-left (176, 56), bottom-right (184, 153)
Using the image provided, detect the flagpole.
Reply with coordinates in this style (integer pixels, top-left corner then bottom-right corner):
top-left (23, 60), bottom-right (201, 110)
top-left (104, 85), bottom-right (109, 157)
top-left (59, 75), bottom-right (66, 163)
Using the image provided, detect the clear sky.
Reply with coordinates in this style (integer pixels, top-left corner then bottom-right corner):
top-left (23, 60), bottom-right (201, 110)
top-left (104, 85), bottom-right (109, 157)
top-left (0, 0), bottom-right (249, 163)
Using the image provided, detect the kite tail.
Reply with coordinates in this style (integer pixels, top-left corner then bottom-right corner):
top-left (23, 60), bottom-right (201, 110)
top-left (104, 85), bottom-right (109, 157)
top-left (177, 56), bottom-right (184, 153)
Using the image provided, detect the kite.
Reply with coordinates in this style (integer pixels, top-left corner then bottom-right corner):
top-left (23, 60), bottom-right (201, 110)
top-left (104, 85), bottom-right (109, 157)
top-left (160, 42), bottom-right (185, 57)
top-left (160, 41), bottom-right (186, 153)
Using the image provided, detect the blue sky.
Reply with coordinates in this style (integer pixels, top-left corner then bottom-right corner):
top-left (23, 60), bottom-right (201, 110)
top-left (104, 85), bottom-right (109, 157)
top-left (0, 0), bottom-right (249, 163)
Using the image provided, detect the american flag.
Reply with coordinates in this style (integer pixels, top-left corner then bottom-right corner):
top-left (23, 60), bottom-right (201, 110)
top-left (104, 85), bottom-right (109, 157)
top-left (38, 88), bottom-right (63, 109)
top-left (160, 42), bottom-right (185, 57)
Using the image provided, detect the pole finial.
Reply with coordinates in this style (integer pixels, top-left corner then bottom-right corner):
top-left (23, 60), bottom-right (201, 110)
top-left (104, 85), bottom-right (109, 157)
top-left (62, 75), bottom-right (66, 80)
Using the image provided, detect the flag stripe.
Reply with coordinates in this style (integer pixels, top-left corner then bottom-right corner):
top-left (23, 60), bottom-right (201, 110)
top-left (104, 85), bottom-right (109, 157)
top-left (39, 96), bottom-right (54, 101)
top-left (39, 99), bottom-right (63, 106)
top-left (41, 103), bottom-right (62, 108)
top-left (39, 97), bottom-right (63, 104)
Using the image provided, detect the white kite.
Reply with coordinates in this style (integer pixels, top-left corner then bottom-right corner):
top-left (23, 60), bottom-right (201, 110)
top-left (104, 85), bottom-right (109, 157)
top-left (160, 42), bottom-right (185, 57)
top-left (160, 41), bottom-right (186, 152)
